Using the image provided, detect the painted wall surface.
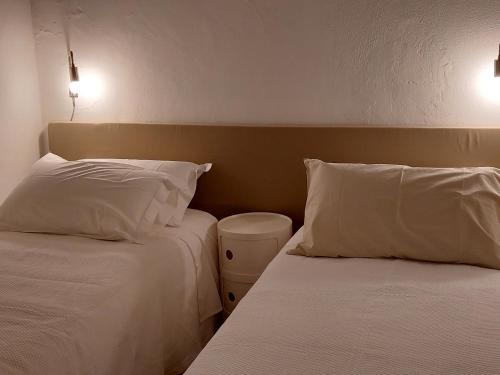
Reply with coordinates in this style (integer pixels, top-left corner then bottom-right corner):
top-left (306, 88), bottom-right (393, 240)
top-left (31, 0), bottom-right (500, 126)
top-left (0, 0), bottom-right (42, 203)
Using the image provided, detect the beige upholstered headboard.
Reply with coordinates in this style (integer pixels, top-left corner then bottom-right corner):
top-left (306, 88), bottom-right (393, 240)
top-left (48, 123), bottom-right (500, 228)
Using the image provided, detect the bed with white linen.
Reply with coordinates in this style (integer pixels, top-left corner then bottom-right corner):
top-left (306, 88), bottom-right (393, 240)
top-left (186, 228), bottom-right (500, 374)
top-left (188, 160), bottom-right (500, 375)
top-left (0, 208), bottom-right (221, 375)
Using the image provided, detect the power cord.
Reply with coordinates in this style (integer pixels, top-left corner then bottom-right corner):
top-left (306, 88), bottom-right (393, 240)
top-left (70, 96), bottom-right (76, 121)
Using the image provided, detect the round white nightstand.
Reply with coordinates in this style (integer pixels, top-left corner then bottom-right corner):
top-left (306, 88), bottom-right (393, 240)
top-left (218, 212), bottom-right (293, 318)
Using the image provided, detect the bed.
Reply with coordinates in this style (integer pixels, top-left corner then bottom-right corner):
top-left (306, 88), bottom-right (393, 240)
top-left (186, 228), bottom-right (500, 374)
top-left (0, 208), bottom-right (221, 375)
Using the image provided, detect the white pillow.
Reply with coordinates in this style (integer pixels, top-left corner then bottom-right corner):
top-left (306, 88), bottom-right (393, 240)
top-left (0, 157), bottom-right (187, 242)
top-left (290, 159), bottom-right (500, 270)
top-left (79, 156), bottom-right (211, 226)
top-left (82, 158), bottom-right (212, 179)
top-left (31, 152), bottom-right (66, 172)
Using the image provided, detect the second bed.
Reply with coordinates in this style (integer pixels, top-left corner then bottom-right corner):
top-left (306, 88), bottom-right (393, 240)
top-left (187, 228), bottom-right (500, 374)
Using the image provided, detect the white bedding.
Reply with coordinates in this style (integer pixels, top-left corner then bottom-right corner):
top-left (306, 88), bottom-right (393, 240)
top-left (0, 208), bottom-right (221, 375)
top-left (187, 228), bottom-right (500, 375)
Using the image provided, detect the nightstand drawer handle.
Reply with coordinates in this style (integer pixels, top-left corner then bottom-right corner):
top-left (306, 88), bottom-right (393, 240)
top-left (225, 250), bottom-right (234, 260)
top-left (228, 292), bottom-right (236, 302)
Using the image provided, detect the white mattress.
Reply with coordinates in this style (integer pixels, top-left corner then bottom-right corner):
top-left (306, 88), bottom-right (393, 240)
top-left (187, 228), bottom-right (500, 375)
top-left (0, 208), bottom-right (221, 375)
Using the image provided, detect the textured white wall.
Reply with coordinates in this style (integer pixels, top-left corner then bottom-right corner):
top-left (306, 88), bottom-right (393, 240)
top-left (0, 0), bottom-right (42, 202)
top-left (31, 0), bottom-right (500, 126)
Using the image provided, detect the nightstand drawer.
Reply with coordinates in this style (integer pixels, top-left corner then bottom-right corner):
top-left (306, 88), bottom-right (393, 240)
top-left (220, 237), bottom-right (279, 275)
top-left (221, 277), bottom-right (253, 313)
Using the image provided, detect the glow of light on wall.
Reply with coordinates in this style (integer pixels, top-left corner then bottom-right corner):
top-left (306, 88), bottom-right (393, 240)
top-left (476, 64), bottom-right (500, 103)
top-left (77, 68), bottom-right (106, 104)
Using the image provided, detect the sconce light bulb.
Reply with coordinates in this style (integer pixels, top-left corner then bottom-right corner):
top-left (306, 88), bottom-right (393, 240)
top-left (69, 80), bottom-right (80, 97)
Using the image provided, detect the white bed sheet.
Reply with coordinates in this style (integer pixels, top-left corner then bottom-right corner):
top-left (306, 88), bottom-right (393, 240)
top-left (0, 208), bottom-right (221, 375)
top-left (187, 228), bottom-right (500, 375)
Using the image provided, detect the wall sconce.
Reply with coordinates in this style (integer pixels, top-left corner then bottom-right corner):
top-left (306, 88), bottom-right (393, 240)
top-left (495, 44), bottom-right (500, 77)
top-left (68, 50), bottom-right (79, 97)
top-left (68, 50), bottom-right (79, 121)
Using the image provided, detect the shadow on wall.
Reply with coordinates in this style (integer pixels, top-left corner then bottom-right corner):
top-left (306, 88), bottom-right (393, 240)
top-left (39, 129), bottom-right (49, 157)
